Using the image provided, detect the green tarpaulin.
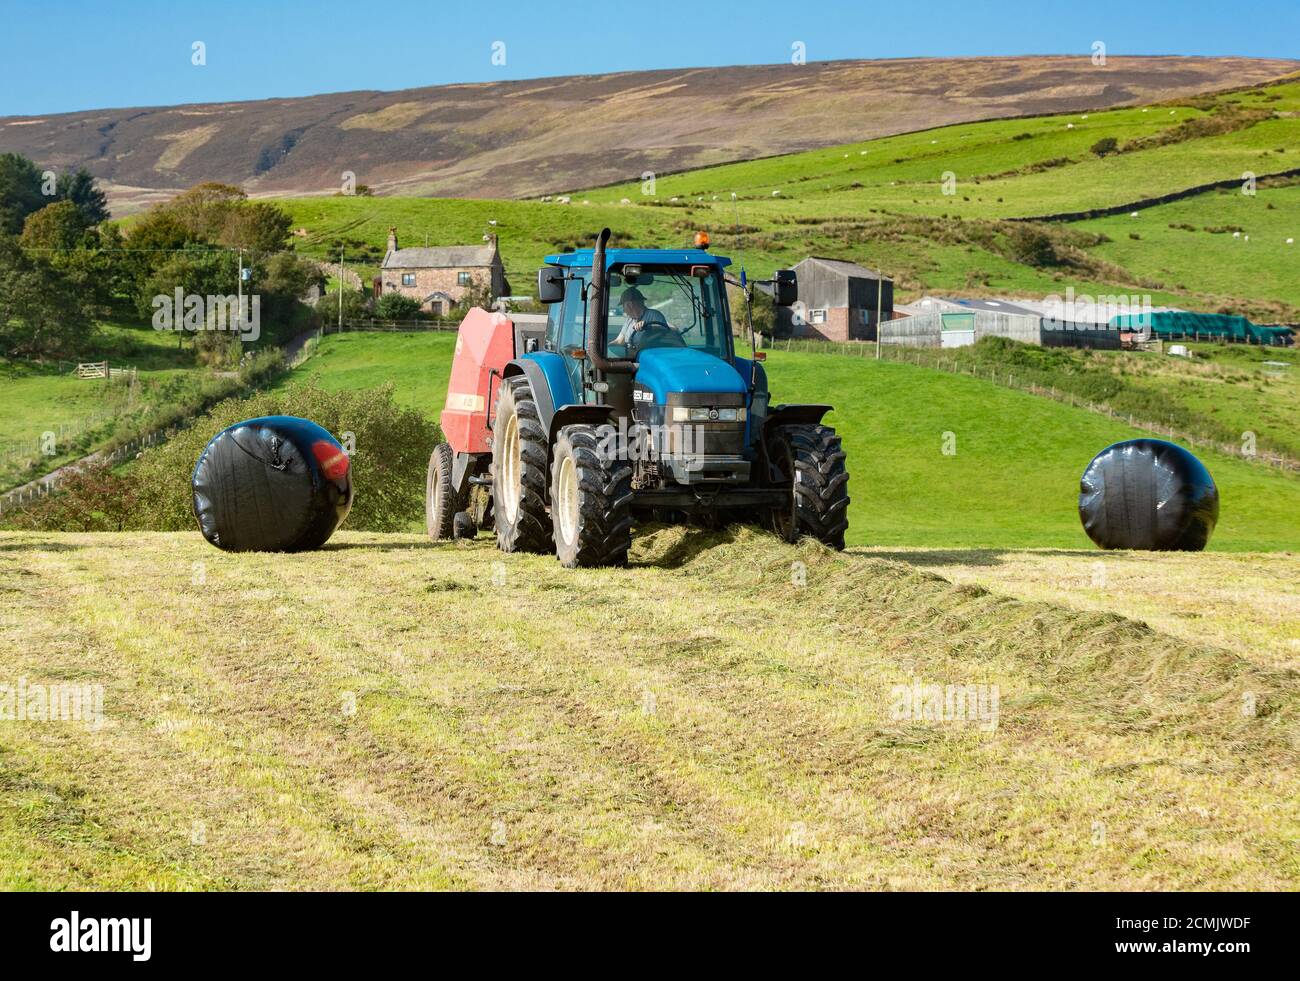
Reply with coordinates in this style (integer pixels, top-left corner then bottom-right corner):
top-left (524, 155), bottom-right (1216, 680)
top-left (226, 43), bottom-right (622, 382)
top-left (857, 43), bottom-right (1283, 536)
top-left (1110, 311), bottom-right (1293, 345)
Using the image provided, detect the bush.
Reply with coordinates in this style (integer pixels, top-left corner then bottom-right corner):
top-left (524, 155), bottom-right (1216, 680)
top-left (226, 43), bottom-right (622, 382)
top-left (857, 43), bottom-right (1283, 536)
top-left (319, 287), bottom-right (370, 323)
top-left (7, 383), bottom-right (440, 534)
top-left (376, 292), bottom-right (422, 321)
top-left (2, 462), bottom-right (140, 532)
top-left (1090, 137), bottom-right (1119, 157)
top-left (1006, 225), bottom-right (1060, 268)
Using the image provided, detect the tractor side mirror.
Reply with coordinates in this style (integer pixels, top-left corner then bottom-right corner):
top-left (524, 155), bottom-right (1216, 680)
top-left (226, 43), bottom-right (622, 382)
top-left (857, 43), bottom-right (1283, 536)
top-left (537, 267), bottom-right (564, 304)
top-left (772, 269), bottom-right (797, 307)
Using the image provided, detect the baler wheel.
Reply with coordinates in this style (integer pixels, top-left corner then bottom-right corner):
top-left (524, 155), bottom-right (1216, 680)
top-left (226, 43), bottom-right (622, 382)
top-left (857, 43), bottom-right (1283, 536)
top-left (425, 442), bottom-right (462, 541)
top-left (550, 424), bottom-right (634, 568)
top-left (492, 376), bottom-right (552, 554)
top-left (768, 423), bottom-right (849, 550)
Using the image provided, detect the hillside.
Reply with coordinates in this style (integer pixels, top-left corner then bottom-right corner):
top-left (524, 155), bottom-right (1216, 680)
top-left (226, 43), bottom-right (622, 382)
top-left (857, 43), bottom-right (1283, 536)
top-left (2, 525), bottom-right (1296, 890)
top-left (3, 56), bottom-right (1296, 213)
top-left (283, 332), bottom-right (1300, 551)
top-left (278, 76), bottom-right (1300, 320)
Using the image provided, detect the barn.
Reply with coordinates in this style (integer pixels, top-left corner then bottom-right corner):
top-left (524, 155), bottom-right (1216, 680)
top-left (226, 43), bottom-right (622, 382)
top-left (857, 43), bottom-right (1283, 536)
top-left (776, 257), bottom-right (893, 341)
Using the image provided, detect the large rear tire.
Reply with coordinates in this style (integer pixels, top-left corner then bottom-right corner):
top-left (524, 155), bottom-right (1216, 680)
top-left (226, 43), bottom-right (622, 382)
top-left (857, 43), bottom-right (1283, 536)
top-left (550, 424), bottom-right (633, 568)
top-left (425, 442), bottom-right (462, 541)
top-left (768, 423), bottom-right (849, 549)
top-left (492, 376), bottom-right (552, 553)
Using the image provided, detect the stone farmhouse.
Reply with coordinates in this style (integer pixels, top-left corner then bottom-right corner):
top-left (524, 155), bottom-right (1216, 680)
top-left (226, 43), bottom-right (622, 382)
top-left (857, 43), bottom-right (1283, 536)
top-left (379, 228), bottom-right (510, 315)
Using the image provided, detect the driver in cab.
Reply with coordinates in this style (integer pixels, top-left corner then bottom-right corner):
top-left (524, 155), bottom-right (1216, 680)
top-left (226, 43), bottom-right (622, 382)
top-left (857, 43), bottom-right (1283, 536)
top-left (611, 287), bottom-right (683, 354)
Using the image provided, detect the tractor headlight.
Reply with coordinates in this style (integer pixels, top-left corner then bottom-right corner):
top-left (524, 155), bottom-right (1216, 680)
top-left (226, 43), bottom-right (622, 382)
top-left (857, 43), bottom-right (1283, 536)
top-left (672, 407), bottom-right (746, 422)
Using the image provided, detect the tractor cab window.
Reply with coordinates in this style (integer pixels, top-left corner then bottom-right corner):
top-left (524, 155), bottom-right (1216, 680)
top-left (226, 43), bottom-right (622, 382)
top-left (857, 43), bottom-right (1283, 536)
top-left (607, 266), bottom-right (731, 362)
top-left (555, 267), bottom-right (590, 398)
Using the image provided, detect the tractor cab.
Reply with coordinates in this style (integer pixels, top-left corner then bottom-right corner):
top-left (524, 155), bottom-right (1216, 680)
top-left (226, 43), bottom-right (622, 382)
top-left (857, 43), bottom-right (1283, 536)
top-left (537, 246), bottom-right (738, 415)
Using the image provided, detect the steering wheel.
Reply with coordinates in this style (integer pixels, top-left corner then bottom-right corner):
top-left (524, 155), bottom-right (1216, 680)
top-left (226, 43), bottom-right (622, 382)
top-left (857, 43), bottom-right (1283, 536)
top-left (632, 323), bottom-right (687, 354)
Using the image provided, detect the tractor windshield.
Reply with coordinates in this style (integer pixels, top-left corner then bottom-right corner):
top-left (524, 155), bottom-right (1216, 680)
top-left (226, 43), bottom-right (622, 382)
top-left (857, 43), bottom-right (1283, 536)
top-left (606, 266), bottom-right (732, 362)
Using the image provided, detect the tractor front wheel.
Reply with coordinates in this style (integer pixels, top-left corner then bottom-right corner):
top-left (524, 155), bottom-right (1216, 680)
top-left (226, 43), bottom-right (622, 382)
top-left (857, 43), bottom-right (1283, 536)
top-left (550, 424), bottom-right (634, 568)
top-left (492, 376), bottom-right (552, 553)
top-left (768, 423), bottom-right (849, 550)
top-left (425, 442), bottom-right (462, 541)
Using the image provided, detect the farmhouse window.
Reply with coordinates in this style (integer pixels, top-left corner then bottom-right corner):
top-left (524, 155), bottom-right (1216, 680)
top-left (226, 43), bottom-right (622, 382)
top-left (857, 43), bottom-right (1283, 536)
top-left (458, 272), bottom-right (473, 286)
top-left (809, 308), bottom-right (827, 324)
top-left (401, 273), bottom-right (416, 286)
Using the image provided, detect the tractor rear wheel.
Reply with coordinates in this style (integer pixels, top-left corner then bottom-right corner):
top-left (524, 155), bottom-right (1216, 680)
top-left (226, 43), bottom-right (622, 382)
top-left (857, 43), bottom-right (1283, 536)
top-left (550, 424), bottom-right (634, 568)
top-left (492, 376), bottom-right (552, 553)
top-left (425, 442), bottom-right (462, 541)
top-left (768, 423), bottom-right (849, 549)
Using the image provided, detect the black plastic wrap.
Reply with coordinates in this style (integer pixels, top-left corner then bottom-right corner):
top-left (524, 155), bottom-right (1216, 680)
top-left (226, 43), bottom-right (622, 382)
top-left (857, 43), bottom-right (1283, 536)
top-left (192, 415), bottom-right (353, 552)
top-left (1078, 439), bottom-right (1218, 551)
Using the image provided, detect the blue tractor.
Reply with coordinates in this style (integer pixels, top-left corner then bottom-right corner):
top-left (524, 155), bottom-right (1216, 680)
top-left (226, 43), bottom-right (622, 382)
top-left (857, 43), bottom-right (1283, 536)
top-left (428, 228), bottom-right (849, 567)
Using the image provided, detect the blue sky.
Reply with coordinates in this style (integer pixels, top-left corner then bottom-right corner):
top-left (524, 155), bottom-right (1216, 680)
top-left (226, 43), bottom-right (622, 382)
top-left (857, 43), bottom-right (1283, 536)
top-left (1, 0), bottom-right (1296, 117)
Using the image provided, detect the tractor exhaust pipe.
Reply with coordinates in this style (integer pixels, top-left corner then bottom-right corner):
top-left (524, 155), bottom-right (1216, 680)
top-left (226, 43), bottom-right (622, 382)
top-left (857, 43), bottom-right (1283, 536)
top-left (587, 227), bottom-right (636, 375)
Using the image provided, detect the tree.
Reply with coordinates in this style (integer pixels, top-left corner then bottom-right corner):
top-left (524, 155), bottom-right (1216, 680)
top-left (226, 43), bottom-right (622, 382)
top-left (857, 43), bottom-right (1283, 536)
top-left (255, 252), bottom-right (325, 343)
top-left (138, 248), bottom-right (241, 323)
top-left (320, 287), bottom-right (370, 323)
top-left (20, 200), bottom-right (90, 251)
top-left (1090, 137), bottom-right (1119, 158)
top-left (219, 201), bottom-right (292, 253)
top-left (0, 236), bottom-right (97, 358)
top-left (162, 182), bottom-right (247, 242)
top-left (0, 153), bottom-right (48, 235)
top-left (55, 168), bottom-right (110, 225)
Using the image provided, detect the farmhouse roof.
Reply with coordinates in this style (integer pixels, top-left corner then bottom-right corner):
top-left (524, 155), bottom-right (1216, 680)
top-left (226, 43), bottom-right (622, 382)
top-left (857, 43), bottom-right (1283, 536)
top-left (383, 244), bottom-right (498, 269)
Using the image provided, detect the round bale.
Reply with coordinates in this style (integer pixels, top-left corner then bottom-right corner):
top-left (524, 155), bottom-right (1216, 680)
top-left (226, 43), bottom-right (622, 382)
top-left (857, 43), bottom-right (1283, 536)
top-left (192, 415), bottom-right (353, 552)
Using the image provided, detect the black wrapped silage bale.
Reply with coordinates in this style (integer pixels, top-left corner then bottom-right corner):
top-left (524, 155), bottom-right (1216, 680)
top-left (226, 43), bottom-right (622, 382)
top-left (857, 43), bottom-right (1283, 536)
top-left (192, 415), bottom-right (353, 552)
top-left (1078, 438), bottom-right (1218, 551)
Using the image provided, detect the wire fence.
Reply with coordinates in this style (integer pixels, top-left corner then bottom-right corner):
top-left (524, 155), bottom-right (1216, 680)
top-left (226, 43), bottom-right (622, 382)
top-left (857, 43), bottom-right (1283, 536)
top-left (0, 427), bottom-right (175, 516)
top-left (321, 318), bottom-right (462, 334)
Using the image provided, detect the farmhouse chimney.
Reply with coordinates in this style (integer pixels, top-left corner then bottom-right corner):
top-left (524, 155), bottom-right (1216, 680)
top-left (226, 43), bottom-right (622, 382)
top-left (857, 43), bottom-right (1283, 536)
top-left (387, 227), bottom-right (398, 255)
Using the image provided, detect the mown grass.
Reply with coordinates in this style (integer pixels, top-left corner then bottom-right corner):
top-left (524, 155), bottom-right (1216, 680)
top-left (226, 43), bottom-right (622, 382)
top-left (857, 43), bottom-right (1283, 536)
top-left (285, 331), bottom-right (1300, 551)
top-left (0, 526), bottom-right (1295, 890)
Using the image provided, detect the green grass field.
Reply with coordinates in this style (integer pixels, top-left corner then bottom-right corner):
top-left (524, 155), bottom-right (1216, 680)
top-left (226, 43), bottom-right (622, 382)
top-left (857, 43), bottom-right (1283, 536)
top-left (286, 331), bottom-right (1300, 551)
top-left (863, 337), bottom-right (1300, 460)
top-left (0, 322), bottom-right (215, 492)
top-left (2, 526), bottom-right (1296, 890)
top-left (1077, 182), bottom-right (1300, 311)
top-left (277, 75), bottom-right (1300, 318)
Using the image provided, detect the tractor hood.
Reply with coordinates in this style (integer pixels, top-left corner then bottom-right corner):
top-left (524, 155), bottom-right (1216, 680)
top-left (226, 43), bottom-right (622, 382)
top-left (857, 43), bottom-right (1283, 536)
top-left (635, 348), bottom-right (746, 402)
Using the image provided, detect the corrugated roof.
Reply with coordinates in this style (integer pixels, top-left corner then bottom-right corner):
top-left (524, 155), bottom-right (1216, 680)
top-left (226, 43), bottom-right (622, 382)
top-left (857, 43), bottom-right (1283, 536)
top-left (383, 245), bottom-right (497, 269)
top-left (945, 297), bottom-right (1042, 316)
top-left (800, 256), bottom-right (888, 280)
